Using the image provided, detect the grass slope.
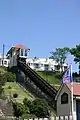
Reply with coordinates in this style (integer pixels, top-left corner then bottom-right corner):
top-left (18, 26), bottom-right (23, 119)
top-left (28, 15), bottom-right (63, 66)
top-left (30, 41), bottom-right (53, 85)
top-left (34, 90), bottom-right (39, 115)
top-left (37, 71), bottom-right (61, 85)
top-left (3, 82), bottom-right (34, 103)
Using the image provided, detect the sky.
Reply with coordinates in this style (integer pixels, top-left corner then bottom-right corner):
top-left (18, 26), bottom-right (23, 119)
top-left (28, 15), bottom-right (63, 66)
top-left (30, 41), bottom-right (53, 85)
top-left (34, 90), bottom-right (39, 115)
top-left (0, 0), bottom-right (80, 72)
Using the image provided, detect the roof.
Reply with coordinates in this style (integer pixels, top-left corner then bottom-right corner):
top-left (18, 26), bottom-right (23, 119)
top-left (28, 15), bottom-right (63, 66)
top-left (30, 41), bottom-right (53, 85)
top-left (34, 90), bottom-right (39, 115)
top-left (55, 82), bottom-right (80, 100)
top-left (7, 44), bottom-right (30, 55)
top-left (67, 82), bottom-right (80, 96)
top-left (14, 44), bottom-right (30, 50)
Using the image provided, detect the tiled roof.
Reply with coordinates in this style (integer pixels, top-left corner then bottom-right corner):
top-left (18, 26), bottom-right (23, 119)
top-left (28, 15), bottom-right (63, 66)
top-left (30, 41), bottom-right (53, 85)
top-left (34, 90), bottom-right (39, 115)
top-left (14, 44), bottom-right (30, 50)
top-left (67, 82), bottom-right (80, 96)
top-left (7, 44), bottom-right (30, 55)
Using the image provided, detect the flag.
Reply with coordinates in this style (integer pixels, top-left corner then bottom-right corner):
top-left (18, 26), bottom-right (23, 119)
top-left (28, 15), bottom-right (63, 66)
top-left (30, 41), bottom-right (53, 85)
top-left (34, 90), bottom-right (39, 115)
top-left (62, 65), bottom-right (72, 84)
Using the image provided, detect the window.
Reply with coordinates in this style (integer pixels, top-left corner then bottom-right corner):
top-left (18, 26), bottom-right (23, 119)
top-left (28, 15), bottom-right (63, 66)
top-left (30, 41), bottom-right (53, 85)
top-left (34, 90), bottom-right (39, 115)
top-left (27, 63), bottom-right (30, 66)
top-left (61, 92), bottom-right (68, 104)
top-left (54, 65), bottom-right (60, 71)
top-left (21, 49), bottom-right (23, 56)
top-left (25, 49), bottom-right (27, 56)
top-left (4, 61), bottom-right (7, 65)
top-left (34, 63), bottom-right (39, 68)
top-left (44, 64), bottom-right (49, 70)
top-left (41, 64), bottom-right (43, 67)
top-left (11, 51), bottom-right (12, 57)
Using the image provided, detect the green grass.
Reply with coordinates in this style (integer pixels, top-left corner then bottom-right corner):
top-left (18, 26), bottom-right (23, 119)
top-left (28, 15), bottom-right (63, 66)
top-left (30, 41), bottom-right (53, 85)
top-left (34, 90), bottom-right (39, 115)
top-left (37, 71), bottom-right (61, 85)
top-left (3, 82), bottom-right (34, 103)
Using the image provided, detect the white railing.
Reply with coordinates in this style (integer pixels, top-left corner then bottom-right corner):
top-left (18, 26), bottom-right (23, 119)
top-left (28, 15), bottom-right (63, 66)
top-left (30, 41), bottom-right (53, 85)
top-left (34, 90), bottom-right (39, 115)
top-left (23, 116), bottom-right (73, 120)
top-left (1, 115), bottom-right (73, 120)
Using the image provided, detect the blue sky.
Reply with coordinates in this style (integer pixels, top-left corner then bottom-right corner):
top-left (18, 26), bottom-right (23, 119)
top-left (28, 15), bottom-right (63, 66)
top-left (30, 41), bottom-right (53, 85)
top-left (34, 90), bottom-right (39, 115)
top-left (0, 0), bottom-right (80, 72)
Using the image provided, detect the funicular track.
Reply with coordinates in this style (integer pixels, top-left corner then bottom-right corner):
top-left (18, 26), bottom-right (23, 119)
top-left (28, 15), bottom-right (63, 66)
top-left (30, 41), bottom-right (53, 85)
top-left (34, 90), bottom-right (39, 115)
top-left (18, 60), bottom-right (57, 106)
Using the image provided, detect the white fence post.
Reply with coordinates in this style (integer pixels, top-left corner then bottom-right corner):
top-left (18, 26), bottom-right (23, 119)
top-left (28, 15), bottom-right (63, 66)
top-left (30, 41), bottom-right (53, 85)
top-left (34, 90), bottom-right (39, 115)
top-left (65, 116), bottom-right (68, 120)
top-left (56, 116), bottom-right (59, 120)
top-left (60, 116), bottom-right (64, 120)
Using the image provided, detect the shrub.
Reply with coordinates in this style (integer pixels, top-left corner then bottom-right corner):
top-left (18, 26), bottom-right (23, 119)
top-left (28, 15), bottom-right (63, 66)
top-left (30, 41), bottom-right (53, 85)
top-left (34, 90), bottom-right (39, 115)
top-left (4, 72), bottom-right (16, 82)
top-left (21, 113), bottom-right (36, 119)
top-left (13, 93), bottom-right (18, 98)
top-left (8, 85), bottom-right (12, 89)
top-left (30, 98), bottom-right (50, 118)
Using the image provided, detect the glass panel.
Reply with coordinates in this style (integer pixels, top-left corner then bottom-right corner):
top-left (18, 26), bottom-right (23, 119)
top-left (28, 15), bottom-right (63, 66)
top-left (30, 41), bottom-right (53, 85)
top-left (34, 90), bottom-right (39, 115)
top-left (4, 61), bottom-right (7, 65)
top-left (61, 93), bottom-right (68, 104)
top-left (25, 49), bottom-right (27, 56)
top-left (21, 49), bottom-right (23, 56)
top-left (34, 63), bottom-right (39, 68)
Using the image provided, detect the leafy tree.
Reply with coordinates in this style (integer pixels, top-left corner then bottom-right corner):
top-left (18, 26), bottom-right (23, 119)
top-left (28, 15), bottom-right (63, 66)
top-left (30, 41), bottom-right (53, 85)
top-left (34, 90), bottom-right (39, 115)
top-left (70, 44), bottom-right (80, 74)
top-left (30, 98), bottom-right (50, 118)
top-left (50, 47), bottom-right (69, 72)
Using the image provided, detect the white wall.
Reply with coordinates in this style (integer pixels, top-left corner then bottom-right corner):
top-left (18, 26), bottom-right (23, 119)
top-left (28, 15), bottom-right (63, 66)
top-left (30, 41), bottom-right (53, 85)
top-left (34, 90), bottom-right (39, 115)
top-left (56, 85), bottom-right (71, 116)
top-left (73, 99), bottom-right (77, 120)
top-left (26, 58), bottom-right (67, 72)
top-left (0, 54), bottom-right (9, 67)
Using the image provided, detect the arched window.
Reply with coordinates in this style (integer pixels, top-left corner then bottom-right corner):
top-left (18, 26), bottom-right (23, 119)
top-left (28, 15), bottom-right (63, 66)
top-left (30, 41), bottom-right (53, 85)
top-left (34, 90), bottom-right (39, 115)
top-left (61, 92), bottom-right (68, 104)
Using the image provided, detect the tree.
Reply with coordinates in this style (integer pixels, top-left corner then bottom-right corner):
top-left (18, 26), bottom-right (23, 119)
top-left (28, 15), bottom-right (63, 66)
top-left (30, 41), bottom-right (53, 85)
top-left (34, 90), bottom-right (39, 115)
top-left (70, 44), bottom-right (80, 74)
top-left (30, 98), bottom-right (50, 118)
top-left (50, 47), bottom-right (69, 72)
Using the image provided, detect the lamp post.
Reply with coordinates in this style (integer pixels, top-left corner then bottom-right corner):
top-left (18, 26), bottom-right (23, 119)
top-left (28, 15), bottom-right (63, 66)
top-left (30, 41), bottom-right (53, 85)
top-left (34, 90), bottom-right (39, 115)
top-left (2, 44), bottom-right (5, 66)
top-left (79, 61), bottom-right (80, 75)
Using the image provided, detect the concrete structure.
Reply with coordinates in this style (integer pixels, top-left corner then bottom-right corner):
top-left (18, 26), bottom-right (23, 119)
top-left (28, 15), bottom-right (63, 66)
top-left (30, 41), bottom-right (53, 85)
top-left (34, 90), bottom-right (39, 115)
top-left (7, 44), bottom-right (30, 68)
top-left (0, 54), bottom-right (9, 67)
top-left (26, 58), bottom-right (67, 72)
top-left (55, 82), bottom-right (80, 120)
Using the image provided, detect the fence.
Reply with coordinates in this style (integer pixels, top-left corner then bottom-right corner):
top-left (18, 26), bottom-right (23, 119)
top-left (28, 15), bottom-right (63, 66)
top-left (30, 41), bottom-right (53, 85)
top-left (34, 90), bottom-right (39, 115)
top-left (0, 115), bottom-right (73, 120)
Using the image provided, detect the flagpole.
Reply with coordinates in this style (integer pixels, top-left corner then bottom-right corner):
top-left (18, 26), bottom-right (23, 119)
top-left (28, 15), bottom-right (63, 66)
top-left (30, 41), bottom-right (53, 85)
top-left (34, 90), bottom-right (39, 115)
top-left (71, 64), bottom-right (74, 120)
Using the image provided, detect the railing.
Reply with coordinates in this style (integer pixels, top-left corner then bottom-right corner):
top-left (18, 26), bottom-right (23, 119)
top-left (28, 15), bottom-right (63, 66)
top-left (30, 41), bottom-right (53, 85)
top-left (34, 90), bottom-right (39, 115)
top-left (0, 116), bottom-right (73, 120)
top-left (18, 60), bottom-right (57, 100)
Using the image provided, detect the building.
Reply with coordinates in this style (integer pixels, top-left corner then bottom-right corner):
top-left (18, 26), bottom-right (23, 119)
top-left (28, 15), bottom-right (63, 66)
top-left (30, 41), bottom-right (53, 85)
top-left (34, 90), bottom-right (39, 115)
top-left (6, 44), bottom-right (67, 71)
top-left (7, 44), bottom-right (30, 68)
top-left (26, 57), bottom-right (67, 72)
top-left (0, 54), bottom-right (9, 67)
top-left (55, 82), bottom-right (80, 120)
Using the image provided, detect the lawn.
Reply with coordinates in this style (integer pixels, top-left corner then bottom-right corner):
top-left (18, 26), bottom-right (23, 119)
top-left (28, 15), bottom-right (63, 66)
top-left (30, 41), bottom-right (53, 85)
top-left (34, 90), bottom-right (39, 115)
top-left (3, 82), bottom-right (34, 103)
top-left (37, 71), bottom-right (61, 85)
